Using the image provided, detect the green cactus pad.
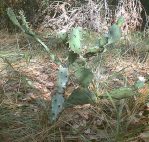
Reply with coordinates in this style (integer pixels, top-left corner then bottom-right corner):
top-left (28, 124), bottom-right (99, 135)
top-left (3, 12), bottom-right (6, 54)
top-left (80, 30), bottom-right (104, 55)
top-left (50, 66), bottom-right (69, 123)
top-left (68, 51), bottom-right (79, 65)
top-left (64, 88), bottom-right (97, 108)
top-left (116, 16), bottom-right (125, 27)
top-left (75, 68), bottom-right (93, 87)
top-left (50, 94), bottom-right (65, 122)
top-left (106, 16), bottom-right (125, 44)
top-left (100, 87), bottom-right (136, 100)
top-left (57, 29), bottom-right (68, 42)
top-left (134, 80), bottom-right (145, 89)
top-left (57, 66), bottom-right (69, 88)
top-left (108, 24), bottom-right (122, 44)
top-left (68, 27), bottom-right (104, 56)
top-left (68, 27), bottom-right (83, 54)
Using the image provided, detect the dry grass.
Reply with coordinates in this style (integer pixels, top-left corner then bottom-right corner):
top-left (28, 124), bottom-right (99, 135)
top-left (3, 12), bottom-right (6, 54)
top-left (0, 0), bottom-right (149, 141)
top-left (0, 29), bottom-right (149, 142)
top-left (37, 0), bottom-right (147, 35)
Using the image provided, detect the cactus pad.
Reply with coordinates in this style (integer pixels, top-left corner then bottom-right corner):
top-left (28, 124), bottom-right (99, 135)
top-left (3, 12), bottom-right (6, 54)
top-left (57, 29), bottom-right (68, 42)
top-left (68, 27), bottom-right (83, 54)
top-left (108, 24), bottom-right (122, 44)
top-left (50, 66), bottom-right (69, 123)
top-left (108, 16), bottom-right (124, 44)
top-left (64, 88), bottom-right (97, 108)
top-left (75, 68), bottom-right (93, 87)
top-left (100, 87), bottom-right (136, 100)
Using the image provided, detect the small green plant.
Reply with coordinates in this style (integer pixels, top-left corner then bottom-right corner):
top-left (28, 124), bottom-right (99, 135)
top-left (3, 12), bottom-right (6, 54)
top-left (7, 8), bottom-right (129, 124)
top-left (48, 17), bottom-right (127, 123)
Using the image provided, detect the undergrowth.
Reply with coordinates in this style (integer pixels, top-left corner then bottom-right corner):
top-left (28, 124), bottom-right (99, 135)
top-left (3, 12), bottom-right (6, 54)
top-left (0, 30), bottom-right (149, 142)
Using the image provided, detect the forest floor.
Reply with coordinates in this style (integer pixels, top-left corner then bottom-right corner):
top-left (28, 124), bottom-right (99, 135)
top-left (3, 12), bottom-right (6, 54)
top-left (0, 31), bottom-right (149, 142)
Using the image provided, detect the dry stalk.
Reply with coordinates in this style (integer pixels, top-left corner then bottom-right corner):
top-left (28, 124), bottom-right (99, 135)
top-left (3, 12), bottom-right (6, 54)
top-left (38, 0), bottom-right (147, 34)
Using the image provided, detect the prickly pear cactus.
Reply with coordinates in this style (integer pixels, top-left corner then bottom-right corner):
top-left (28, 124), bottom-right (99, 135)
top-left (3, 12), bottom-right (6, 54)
top-left (75, 68), bottom-right (93, 87)
top-left (99, 87), bottom-right (136, 100)
top-left (67, 17), bottom-right (124, 57)
top-left (50, 66), bottom-right (69, 123)
top-left (7, 8), bottom-right (24, 31)
top-left (7, 8), bottom-right (50, 53)
top-left (68, 51), bottom-right (79, 65)
top-left (64, 88), bottom-right (97, 108)
top-left (57, 29), bottom-right (68, 42)
top-left (108, 16), bottom-right (125, 44)
top-left (68, 27), bottom-right (83, 54)
top-left (108, 24), bottom-right (121, 44)
top-left (50, 94), bottom-right (64, 123)
top-left (68, 27), bottom-right (104, 56)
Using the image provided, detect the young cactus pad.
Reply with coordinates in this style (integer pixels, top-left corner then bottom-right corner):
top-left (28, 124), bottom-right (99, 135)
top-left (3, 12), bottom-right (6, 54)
top-left (68, 27), bottom-right (83, 54)
top-left (108, 24), bottom-right (122, 44)
top-left (50, 66), bottom-right (69, 123)
top-left (57, 29), bottom-right (68, 42)
top-left (75, 68), bottom-right (94, 87)
top-left (108, 16), bottom-right (125, 44)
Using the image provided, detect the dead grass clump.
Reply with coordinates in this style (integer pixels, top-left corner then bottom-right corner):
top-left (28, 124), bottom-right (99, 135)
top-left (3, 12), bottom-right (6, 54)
top-left (37, 0), bottom-right (147, 34)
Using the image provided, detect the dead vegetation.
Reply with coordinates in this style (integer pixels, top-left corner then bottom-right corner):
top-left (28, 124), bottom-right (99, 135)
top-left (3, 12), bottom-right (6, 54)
top-left (0, 0), bottom-right (149, 142)
top-left (37, 0), bottom-right (147, 34)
